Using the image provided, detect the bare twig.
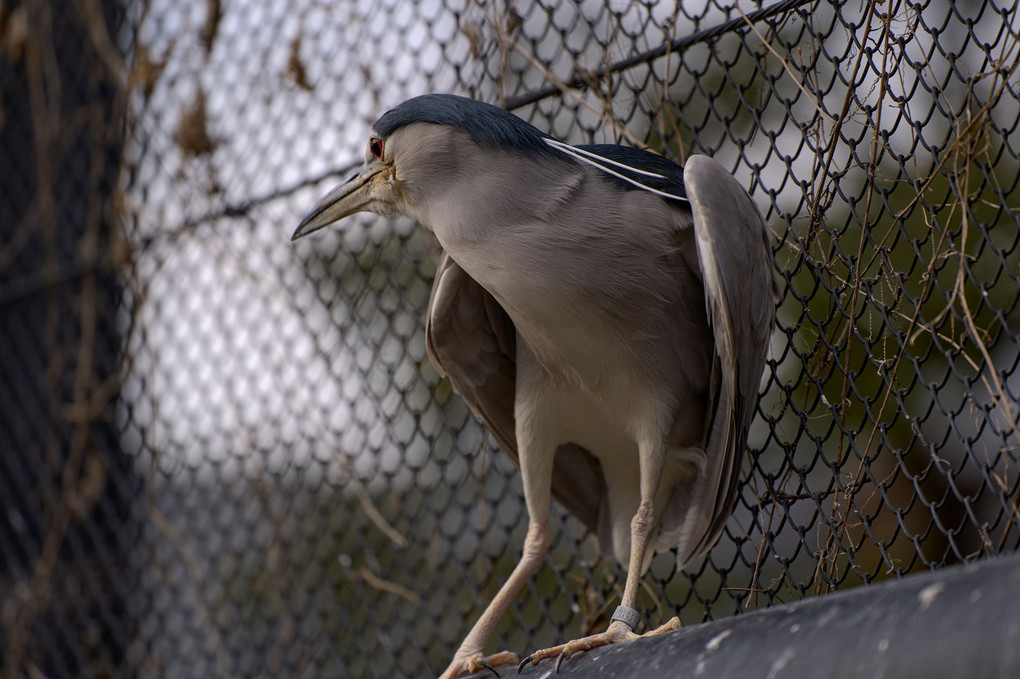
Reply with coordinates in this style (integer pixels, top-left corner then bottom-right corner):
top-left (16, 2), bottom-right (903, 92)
top-left (349, 474), bottom-right (410, 549)
top-left (356, 566), bottom-right (422, 605)
top-left (737, 5), bottom-right (835, 124)
top-left (507, 39), bottom-right (646, 148)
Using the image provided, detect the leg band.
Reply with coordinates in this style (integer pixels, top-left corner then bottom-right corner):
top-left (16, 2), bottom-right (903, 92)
top-left (610, 605), bottom-right (642, 631)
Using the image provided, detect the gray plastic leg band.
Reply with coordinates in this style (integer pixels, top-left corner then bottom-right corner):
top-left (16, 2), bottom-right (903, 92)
top-left (610, 605), bottom-right (642, 630)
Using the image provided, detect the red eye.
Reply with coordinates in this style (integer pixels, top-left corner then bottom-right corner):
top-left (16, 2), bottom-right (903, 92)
top-left (369, 138), bottom-right (383, 159)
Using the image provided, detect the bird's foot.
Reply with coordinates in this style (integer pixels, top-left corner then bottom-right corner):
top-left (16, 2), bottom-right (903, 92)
top-left (439, 649), bottom-right (519, 679)
top-left (517, 616), bottom-right (680, 674)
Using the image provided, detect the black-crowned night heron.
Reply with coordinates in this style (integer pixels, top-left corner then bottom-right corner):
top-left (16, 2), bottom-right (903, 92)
top-left (293, 94), bottom-right (777, 678)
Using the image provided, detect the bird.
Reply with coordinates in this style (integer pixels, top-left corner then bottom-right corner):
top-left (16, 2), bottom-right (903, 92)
top-left (292, 93), bottom-right (777, 678)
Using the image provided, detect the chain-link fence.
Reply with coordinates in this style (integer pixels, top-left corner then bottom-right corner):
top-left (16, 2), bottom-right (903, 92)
top-left (2, 0), bottom-right (1018, 676)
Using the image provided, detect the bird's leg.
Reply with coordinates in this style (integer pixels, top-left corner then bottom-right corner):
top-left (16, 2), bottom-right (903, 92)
top-left (440, 358), bottom-right (556, 679)
top-left (518, 435), bottom-right (680, 672)
top-left (516, 500), bottom-right (679, 672)
top-left (439, 522), bottom-right (550, 679)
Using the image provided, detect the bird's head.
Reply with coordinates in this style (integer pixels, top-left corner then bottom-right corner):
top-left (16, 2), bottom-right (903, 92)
top-left (290, 126), bottom-right (402, 240)
top-left (292, 94), bottom-right (557, 241)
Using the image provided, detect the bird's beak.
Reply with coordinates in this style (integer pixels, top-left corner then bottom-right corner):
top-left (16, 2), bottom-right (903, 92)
top-left (292, 158), bottom-right (386, 240)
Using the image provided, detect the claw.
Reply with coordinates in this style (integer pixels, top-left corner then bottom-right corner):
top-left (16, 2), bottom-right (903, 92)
top-left (517, 655), bottom-right (534, 674)
top-left (478, 658), bottom-right (500, 678)
top-left (553, 648), bottom-right (571, 673)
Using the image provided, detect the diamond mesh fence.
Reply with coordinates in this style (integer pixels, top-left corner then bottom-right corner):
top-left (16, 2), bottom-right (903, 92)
top-left (1, 0), bottom-right (1019, 677)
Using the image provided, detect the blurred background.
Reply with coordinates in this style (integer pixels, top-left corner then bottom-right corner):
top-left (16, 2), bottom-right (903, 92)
top-left (1, 0), bottom-right (1018, 676)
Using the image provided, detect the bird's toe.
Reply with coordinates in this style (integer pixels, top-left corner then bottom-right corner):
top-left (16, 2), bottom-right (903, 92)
top-left (518, 617), bottom-right (681, 674)
top-left (517, 621), bottom-right (637, 673)
top-left (440, 650), bottom-right (519, 679)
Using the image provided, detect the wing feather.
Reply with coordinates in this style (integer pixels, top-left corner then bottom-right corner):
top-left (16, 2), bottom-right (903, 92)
top-left (676, 154), bottom-right (777, 565)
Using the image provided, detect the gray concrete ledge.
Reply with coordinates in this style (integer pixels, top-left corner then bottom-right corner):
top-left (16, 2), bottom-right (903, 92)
top-left (483, 551), bottom-right (1020, 678)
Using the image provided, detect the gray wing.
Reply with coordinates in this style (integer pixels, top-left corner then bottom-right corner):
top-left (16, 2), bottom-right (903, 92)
top-left (673, 154), bottom-right (778, 566)
top-left (426, 253), bottom-right (605, 533)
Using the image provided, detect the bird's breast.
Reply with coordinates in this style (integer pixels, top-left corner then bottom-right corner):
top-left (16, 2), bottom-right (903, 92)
top-left (432, 188), bottom-right (710, 392)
